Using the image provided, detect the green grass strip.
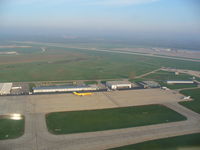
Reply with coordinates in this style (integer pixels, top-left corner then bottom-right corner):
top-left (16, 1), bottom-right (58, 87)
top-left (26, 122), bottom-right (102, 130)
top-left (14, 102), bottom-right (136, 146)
top-left (46, 105), bottom-right (186, 134)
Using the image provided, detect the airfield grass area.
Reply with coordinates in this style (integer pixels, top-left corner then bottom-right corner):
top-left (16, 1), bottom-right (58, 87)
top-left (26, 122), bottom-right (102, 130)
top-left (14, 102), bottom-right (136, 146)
top-left (110, 133), bottom-right (200, 150)
top-left (0, 43), bottom-right (200, 82)
top-left (46, 105), bottom-right (186, 134)
top-left (141, 70), bottom-right (194, 81)
top-left (0, 117), bottom-right (25, 140)
top-left (180, 88), bottom-right (200, 114)
top-left (84, 80), bottom-right (98, 85)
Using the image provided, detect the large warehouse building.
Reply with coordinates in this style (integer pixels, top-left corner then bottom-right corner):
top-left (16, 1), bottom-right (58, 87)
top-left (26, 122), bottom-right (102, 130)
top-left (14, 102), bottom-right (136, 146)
top-left (33, 85), bottom-right (98, 94)
top-left (0, 83), bottom-right (13, 95)
top-left (106, 81), bottom-right (132, 90)
top-left (166, 80), bottom-right (194, 84)
top-left (140, 81), bottom-right (160, 88)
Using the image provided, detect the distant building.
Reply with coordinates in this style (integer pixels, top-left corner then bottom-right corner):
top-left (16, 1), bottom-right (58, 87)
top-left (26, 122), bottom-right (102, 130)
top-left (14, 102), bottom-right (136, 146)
top-left (175, 72), bottom-right (179, 75)
top-left (106, 81), bottom-right (132, 90)
top-left (33, 85), bottom-right (98, 94)
top-left (0, 83), bottom-right (13, 95)
top-left (161, 87), bottom-right (170, 90)
top-left (140, 81), bottom-right (160, 88)
top-left (166, 81), bottom-right (194, 84)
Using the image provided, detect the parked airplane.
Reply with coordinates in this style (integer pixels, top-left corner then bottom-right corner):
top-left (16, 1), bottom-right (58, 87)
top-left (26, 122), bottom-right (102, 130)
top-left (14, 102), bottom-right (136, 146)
top-left (183, 96), bottom-right (191, 100)
top-left (73, 92), bottom-right (93, 96)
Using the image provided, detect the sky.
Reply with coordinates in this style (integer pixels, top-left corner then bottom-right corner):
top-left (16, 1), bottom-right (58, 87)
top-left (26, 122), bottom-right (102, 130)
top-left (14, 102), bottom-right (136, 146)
top-left (0, 0), bottom-right (200, 48)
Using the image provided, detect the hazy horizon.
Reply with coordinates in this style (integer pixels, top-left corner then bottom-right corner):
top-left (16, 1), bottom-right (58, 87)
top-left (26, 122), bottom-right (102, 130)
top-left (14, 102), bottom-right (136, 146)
top-left (0, 0), bottom-right (200, 50)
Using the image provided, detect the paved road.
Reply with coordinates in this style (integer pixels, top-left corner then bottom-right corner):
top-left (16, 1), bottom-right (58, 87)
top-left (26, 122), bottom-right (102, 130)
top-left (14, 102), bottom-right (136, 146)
top-left (135, 68), bottom-right (162, 79)
top-left (0, 101), bottom-right (200, 150)
top-left (176, 86), bottom-right (200, 92)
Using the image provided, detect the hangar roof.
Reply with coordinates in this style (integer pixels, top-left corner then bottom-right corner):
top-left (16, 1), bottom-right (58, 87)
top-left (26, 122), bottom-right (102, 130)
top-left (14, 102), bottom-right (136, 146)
top-left (33, 85), bottom-right (94, 90)
top-left (106, 81), bottom-right (132, 85)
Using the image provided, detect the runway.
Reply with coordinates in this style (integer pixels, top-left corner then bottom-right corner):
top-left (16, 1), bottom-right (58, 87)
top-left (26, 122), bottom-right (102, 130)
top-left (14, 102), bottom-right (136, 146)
top-left (0, 90), bottom-right (200, 150)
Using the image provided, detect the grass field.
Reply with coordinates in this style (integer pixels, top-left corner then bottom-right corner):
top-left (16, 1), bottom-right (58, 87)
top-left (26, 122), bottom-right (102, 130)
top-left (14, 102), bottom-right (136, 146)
top-left (0, 117), bottom-right (25, 140)
top-left (29, 83), bottom-right (36, 92)
top-left (110, 133), bottom-right (200, 150)
top-left (0, 43), bottom-right (200, 82)
top-left (179, 88), bottom-right (200, 114)
top-left (46, 105), bottom-right (186, 134)
top-left (140, 70), bottom-right (194, 81)
top-left (84, 80), bottom-right (98, 85)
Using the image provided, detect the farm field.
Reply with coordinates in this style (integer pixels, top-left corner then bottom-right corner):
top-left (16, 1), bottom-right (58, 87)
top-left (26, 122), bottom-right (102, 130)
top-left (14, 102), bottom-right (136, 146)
top-left (0, 43), bottom-right (200, 82)
top-left (0, 117), bottom-right (25, 140)
top-left (179, 88), bottom-right (200, 114)
top-left (46, 105), bottom-right (186, 134)
top-left (110, 133), bottom-right (200, 150)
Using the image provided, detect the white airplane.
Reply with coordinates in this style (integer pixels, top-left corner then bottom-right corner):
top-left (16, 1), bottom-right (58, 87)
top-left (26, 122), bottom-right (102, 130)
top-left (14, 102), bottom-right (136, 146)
top-left (161, 87), bottom-right (169, 90)
top-left (183, 96), bottom-right (191, 100)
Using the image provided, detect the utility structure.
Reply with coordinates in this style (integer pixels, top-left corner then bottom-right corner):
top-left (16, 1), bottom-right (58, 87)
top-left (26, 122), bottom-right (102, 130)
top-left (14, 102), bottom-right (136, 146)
top-left (0, 83), bottom-right (13, 95)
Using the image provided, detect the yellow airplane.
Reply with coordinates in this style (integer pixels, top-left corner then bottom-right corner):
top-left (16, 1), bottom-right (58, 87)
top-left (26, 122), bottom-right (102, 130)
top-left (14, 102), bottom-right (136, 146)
top-left (73, 92), bottom-right (93, 96)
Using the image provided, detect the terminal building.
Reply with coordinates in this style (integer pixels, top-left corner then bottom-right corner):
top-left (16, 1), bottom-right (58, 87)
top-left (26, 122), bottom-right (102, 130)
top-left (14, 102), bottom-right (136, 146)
top-left (166, 80), bottom-right (194, 84)
top-left (33, 85), bottom-right (98, 94)
top-left (0, 83), bottom-right (13, 95)
top-left (106, 81), bottom-right (132, 90)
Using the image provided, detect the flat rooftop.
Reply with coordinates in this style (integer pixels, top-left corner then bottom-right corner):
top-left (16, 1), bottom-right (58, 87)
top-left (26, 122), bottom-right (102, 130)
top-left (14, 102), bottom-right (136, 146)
top-left (141, 81), bottom-right (160, 87)
top-left (106, 81), bottom-right (132, 85)
top-left (33, 85), bottom-right (94, 90)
